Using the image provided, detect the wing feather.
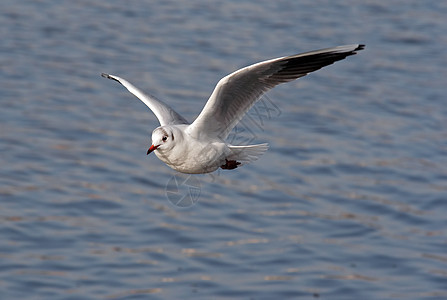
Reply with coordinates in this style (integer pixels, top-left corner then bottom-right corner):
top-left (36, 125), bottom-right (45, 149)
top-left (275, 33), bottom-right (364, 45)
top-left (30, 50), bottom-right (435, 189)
top-left (187, 44), bottom-right (364, 140)
top-left (101, 73), bottom-right (188, 126)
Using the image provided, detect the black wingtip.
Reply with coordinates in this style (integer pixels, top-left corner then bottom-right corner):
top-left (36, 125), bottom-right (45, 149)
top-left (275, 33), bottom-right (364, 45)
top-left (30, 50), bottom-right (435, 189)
top-left (346, 44), bottom-right (365, 57)
top-left (355, 44), bottom-right (366, 52)
top-left (101, 73), bottom-right (120, 83)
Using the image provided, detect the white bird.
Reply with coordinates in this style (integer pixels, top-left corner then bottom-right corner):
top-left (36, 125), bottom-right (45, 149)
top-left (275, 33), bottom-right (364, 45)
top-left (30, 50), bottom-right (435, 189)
top-left (102, 44), bottom-right (364, 174)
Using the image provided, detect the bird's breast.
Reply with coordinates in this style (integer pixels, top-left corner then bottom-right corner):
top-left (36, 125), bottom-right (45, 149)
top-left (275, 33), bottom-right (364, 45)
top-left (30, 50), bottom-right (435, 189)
top-left (155, 141), bottom-right (228, 174)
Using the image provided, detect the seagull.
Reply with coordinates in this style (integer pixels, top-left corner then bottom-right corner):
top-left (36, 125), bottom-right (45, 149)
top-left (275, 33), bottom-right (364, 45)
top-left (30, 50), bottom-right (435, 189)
top-left (102, 44), bottom-right (364, 174)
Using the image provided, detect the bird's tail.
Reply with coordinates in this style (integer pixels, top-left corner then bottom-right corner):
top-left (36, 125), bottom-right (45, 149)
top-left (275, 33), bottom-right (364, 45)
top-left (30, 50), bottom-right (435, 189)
top-left (227, 143), bottom-right (269, 165)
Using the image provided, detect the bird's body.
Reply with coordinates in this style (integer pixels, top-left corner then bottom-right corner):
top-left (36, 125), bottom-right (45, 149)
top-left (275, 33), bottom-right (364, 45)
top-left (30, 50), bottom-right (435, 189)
top-left (102, 44), bottom-right (364, 174)
top-left (151, 124), bottom-right (228, 174)
top-left (149, 124), bottom-right (267, 173)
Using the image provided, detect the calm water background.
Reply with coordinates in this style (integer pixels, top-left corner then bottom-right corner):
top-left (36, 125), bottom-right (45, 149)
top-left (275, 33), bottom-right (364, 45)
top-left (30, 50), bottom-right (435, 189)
top-left (1, 1), bottom-right (447, 299)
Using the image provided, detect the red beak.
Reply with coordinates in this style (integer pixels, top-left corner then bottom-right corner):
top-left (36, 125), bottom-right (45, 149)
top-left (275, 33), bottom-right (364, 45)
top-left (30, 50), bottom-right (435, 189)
top-left (147, 144), bottom-right (159, 155)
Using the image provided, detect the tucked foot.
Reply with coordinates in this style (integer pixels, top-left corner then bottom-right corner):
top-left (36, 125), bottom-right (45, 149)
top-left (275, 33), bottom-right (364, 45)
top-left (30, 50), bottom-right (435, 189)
top-left (220, 159), bottom-right (241, 170)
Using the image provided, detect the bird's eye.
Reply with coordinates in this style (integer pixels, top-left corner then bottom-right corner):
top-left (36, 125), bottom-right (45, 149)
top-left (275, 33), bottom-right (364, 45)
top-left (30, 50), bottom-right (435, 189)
top-left (162, 136), bottom-right (168, 142)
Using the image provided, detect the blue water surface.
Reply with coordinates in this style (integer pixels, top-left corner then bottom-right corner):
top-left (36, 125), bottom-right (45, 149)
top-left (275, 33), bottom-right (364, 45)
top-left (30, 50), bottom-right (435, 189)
top-left (1, 0), bottom-right (446, 299)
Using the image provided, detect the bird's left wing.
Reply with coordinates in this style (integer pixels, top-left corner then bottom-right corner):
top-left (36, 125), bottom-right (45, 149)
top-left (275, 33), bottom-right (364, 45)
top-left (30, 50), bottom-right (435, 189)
top-left (101, 73), bottom-right (188, 126)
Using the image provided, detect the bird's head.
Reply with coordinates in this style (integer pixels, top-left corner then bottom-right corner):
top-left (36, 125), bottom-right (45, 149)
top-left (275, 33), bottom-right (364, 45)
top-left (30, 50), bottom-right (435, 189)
top-left (147, 126), bottom-right (176, 154)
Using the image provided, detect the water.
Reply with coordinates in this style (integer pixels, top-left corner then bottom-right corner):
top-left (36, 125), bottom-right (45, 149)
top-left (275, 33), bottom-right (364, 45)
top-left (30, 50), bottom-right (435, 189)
top-left (1, 0), bottom-right (446, 299)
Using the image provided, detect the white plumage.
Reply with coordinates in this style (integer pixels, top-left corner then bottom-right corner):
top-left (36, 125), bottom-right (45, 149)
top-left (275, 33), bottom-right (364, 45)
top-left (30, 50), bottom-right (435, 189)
top-left (102, 44), bottom-right (364, 174)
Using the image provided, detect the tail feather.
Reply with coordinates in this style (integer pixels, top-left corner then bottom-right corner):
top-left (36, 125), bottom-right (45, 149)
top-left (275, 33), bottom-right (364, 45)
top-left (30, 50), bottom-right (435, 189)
top-left (227, 143), bottom-right (269, 165)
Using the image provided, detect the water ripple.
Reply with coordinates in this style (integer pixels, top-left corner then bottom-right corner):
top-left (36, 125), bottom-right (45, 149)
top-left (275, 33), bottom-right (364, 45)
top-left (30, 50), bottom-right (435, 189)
top-left (1, 0), bottom-right (447, 299)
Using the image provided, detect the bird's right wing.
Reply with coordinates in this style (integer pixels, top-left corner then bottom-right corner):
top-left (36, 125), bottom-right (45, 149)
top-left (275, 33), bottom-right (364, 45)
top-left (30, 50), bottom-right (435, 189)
top-left (186, 44), bottom-right (364, 140)
top-left (101, 73), bottom-right (188, 126)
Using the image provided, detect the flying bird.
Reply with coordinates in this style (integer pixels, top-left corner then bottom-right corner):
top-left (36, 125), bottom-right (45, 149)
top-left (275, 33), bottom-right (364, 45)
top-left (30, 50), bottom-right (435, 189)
top-left (102, 44), bottom-right (364, 174)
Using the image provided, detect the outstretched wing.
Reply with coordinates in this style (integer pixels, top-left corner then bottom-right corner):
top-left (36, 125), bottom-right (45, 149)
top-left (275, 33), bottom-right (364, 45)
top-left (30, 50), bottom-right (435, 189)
top-left (186, 44), bottom-right (364, 140)
top-left (101, 73), bottom-right (188, 126)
